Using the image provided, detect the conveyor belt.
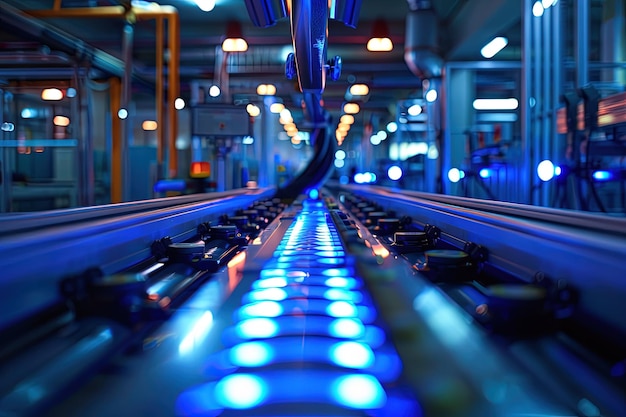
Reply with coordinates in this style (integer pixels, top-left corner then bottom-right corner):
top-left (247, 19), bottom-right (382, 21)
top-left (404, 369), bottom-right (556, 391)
top-left (1, 187), bottom-right (625, 416)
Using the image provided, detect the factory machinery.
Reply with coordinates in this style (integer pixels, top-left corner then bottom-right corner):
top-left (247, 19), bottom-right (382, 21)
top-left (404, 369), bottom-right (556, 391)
top-left (0, 182), bottom-right (625, 417)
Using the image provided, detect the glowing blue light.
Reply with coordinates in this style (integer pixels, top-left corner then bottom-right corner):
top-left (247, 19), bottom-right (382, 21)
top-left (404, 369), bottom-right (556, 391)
top-left (327, 301), bottom-right (358, 317)
top-left (229, 342), bottom-right (274, 367)
top-left (316, 250), bottom-right (345, 257)
top-left (555, 166), bottom-right (562, 176)
top-left (215, 374), bottom-right (267, 409)
top-left (322, 268), bottom-right (351, 277)
top-left (329, 318), bottom-right (365, 338)
top-left (332, 374), bottom-right (386, 409)
top-left (178, 311), bottom-right (214, 355)
top-left (537, 160), bottom-right (555, 181)
top-left (236, 318), bottom-right (279, 339)
top-left (329, 341), bottom-right (374, 369)
top-left (592, 170), bottom-right (612, 181)
top-left (325, 276), bottom-right (357, 289)
top-left (479, 168), bottom-right (491, 178)
top-left (260, 269), bottom-right (286, 278)
top-left (246, 288), bottom-right (287, 302)
top-left (238, 301), bottom-right (283, 319)
top-left (317, 257), bottom-right (344, 265)
top-left (253, 277), bottom-right (288, 289)
top-left (324, 288), bottom-right (363, 303)
top-left (308, 189), bottom-right (320, 199)
top-left (447, 168), bottom-right (464, 183)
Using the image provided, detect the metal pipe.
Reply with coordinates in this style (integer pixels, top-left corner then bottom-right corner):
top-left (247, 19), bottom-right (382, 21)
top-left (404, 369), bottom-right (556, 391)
top-left (156, 16), bottom-right (164, 170)
top-left (576, 0), bottom-right (589, 86)
top-left (521, 0), bottom-right (532, 204)
top-left (121, 23), bottom-right (133, 202)
top-left (167, 10), bottom-right (180, 178)
top-left (109, 77), bottom-right (122, 203)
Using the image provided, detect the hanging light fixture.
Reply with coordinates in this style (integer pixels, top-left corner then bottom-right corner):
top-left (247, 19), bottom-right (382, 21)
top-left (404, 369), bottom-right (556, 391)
top-left (367, 19), bottom-right (393, 52)
top-left (222, 21), bottom-right (248, 52)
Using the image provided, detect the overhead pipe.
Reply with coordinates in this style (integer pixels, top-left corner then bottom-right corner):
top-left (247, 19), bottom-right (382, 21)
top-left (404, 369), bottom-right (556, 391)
top-left (404, 0), bottom-right (443, 80)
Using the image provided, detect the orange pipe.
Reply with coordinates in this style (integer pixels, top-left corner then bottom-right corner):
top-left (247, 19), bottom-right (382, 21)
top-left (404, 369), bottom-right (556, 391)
top-left (156, 16), bottom-right (164, 166)
top-left (167, 11), bottom-right (180, 178)
top-left (28, 6), bottom-right (126, 18)
top-left (109, 77), bottom-right (123, 203)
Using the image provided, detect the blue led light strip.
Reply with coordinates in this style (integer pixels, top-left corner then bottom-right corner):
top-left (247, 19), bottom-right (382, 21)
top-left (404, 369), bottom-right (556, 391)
top-left (176, 199), bottom-right (419, 416)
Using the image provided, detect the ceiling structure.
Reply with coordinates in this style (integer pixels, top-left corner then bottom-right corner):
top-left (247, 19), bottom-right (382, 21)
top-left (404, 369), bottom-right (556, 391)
top-left (0, 0), bottom-right (522, 126)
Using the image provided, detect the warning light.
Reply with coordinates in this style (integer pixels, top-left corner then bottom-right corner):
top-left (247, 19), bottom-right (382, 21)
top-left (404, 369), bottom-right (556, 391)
top-left (190, 161), bottom-right (211, 178)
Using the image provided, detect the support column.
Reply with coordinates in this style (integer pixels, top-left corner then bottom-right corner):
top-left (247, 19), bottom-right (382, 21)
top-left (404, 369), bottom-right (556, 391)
top-left (521, 0), bottom-right (533, 204)
top-left (444, 68), bottom-right (473, 196)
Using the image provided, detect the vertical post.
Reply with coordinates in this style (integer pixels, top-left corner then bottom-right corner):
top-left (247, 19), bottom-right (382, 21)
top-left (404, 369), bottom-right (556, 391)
top-left (167, 11), bottom-right (180, 179)
top-left (553, 1), bottom-right (563, 178)
top-left (521, 0), bottom-right (533, 204)
top-left (121, 23), bottom-right (133, 201)
top-left (156, 16), bottom-right (164, 176)
top-left (576, 0), bottom-right (589, 86)
top-left (109, 77), bottom-right (123, 203)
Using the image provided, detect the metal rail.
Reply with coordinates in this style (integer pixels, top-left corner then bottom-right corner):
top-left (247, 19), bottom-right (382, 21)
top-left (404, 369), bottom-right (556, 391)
top-left (0, 187), bottom-right (275, 333)
top-left (336, 184), bottom-right (626, 339)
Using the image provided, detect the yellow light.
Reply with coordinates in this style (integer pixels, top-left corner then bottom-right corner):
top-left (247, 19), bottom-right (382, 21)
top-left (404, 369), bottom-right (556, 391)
top-left (257, 84), bottom-right (276, 96)
top-left (337, 123), bottom-right (351, 132)
top-left (340, 114), bottom-right (354, 124)
top-left (53, 115), bottom-right (70, 127)
top-left (222, 38), bottom-right (248, 52)
top-left (142, 120), bottom-right (158, 131)
top-left (335, 130), bottom-right (346, 141)
top-left (246, 103), bottom-right (260, 117)
top-left (349, 84), bottom-right (369, 96)
top-left (270, 103), bottom-right (285, 113)
top-left (291, 135), bottom-right (301, 145)
top-left (367, 37), bottom-right (393, 52)
top-left (287, 129), bottom-right (298, 137)
top-left (41, 88), bottom-right (63, 101)
top-left (283, 123), bottom-right (297, 132)
top-left (343, 102), bottom-right (360, 114)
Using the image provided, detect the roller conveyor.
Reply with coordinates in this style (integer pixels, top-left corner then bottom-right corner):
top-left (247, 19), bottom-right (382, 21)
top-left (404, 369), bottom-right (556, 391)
top-left (0, 186), bottom-right (625, 417)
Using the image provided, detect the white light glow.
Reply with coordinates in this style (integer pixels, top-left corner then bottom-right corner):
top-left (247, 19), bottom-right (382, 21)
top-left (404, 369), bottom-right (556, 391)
top-left (215, 374), bottom-right (267, 409)
top-left (447, 168), bottom-right (464, 183)
top-left (480, 37), bottom-right (508, 59)
top-left (229, 342), bottom-right (273, 367)
top-left (209, 85), bottom-right (221, 97)
top-left (329, 342), bottom-right (374, 368)
top-left (332, 374), bottom-right (386, 408)
top-left (175, 97), bottom-right (186, 110)
top-left (386, 121), bottom-right (397, 133)
top-left (236, 318), bottom-right (279, 339)
top-left (533, 1), bottom-right (544, 16)
top-left (473, 98), bottom-right (518, 110)
top-left (388, 165), bottom-right (402, 181)
top-left (407, 104), bottom-right (422, 116)
top-left (178, 311), bottom-right (214, 355)
top-left (537, 160), bottom-right (555, 181)
top-left (425, 89), bottom-right (438, 102)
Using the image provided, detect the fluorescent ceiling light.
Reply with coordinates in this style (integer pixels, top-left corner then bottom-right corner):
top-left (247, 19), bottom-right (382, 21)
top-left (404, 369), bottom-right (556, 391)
top-left (367, 37), bottom-right (393, 52)
top-left (480, 37), bottom-right (508, 59)
top-left (195, 0), bottom-right (215, 12)
top-left (473, 98), bottom-right (519, 110)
